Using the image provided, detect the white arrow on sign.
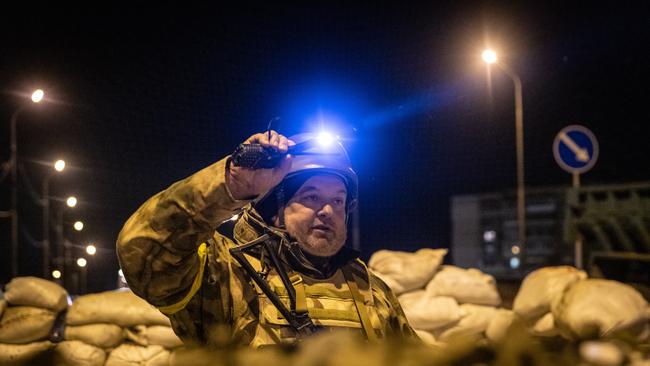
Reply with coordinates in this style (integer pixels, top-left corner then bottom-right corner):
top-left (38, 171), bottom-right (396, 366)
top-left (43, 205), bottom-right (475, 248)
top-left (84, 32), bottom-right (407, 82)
top-left (559, 132), bottom-right (589, 162)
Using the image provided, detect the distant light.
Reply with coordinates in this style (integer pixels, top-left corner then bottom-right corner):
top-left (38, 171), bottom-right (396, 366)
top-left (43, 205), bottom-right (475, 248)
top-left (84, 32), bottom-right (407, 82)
top-left (511, 245), bottom-right (521, 255)
top-left (66, 196), bottom-right (77, 208)
top-left (510, 257), bottom-right (520, 269)
top-left (52, 270), bottom-right (62, 279)
top-left (316, 131), bottom-right (335, 146)
top-left (482, 49), bottom-right (497, 64)
top-left (483, 230), bottom-right (497, 242)
top-left (77, 258), bottom-right (87, 267)
top-left (54, 160), bottom-right (66, 172)
top-left (73, 221), bottom-right (84, 231)
top-left (31, 89), bottom-right (45, 103)
top-left (86, 244), bottom-right (96, 256)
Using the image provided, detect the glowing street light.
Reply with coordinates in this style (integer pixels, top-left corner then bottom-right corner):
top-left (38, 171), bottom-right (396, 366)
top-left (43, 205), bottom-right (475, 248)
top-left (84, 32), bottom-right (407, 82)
top-left (482, 49), bottom-right (497, 64)
top-left (31, 89), bottom-right (45, 103)
top-left (481, 49), bottom-right (527, 258)
top-left (73, 221), bottom-right (84, 231)
top-left (52, 269), bottom-right (62, 279)
top-left (66, 196), bottom-right (78, 208)
top-left (77, 258), bottom-right (87, 267)
top-left (86, 244), bottom-right (97, 256)
top-left (54, 159), bottom-right (66, 172)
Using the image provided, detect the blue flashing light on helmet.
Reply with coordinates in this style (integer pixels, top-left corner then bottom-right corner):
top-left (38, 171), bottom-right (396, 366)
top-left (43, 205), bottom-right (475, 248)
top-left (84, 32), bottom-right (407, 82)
top-left (316, 131), bottom-right (335, 147)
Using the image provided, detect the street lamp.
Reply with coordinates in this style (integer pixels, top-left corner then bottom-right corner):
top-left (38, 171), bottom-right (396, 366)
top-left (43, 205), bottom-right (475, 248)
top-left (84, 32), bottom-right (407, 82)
top-left (482, 49), bottom-right (527, 256)
top-left (42, 159), bottom-right (66, 277)
top-left (73, 221), bottom-right (84, 231)
top-left (85, 244), bottom-right (96, 256)
top-left (66, 196), bottom-right (78, 208)
top-left (7, 88), bottom-right (45, 277)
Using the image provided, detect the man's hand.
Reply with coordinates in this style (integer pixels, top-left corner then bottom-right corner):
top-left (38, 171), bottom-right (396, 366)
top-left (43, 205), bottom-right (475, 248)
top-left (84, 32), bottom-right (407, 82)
top-left (227, 131), bottom-right (294, 200)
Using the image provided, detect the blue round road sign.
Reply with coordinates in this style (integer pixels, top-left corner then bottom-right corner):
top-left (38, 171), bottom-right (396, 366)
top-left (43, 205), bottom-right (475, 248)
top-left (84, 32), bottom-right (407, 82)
top-left (553, 125), bottom-right (599, 174)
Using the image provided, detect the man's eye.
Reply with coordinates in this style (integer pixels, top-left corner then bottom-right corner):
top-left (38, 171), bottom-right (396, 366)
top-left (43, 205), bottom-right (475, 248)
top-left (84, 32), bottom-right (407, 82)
top-left (333, 198), bottom-right (345, 206)
top-left (303, 195), bottom-right (318, 202)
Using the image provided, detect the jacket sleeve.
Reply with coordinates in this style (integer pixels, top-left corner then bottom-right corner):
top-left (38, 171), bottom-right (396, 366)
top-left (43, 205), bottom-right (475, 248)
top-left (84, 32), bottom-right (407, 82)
top-left (116, 157), bottom-right (252, 308)
top-left (369, 272), bottom-right (418, 339)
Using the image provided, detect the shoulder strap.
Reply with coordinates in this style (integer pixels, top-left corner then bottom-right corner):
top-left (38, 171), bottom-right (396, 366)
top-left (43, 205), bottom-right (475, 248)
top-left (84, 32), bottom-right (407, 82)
top-left (342, 266), bottom-right (379, 342)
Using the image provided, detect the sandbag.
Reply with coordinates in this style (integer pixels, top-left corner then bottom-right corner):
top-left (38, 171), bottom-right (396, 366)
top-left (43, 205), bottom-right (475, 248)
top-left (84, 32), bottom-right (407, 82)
top-left (125, 325), bottom-right (183, 349)
top-left (4, 276), bottom-right (69, 312)
top-left (106, 344), bottom-right (169, 366)
top-left (551, 279), bottom-right (650, 340)
top-left (414, 329), bottom-right (437, 346)
top-left (0, 341), bottom-right (54, 366)
top-left (0, 306), bottom-right (56, 344)
top-left (579, 341), bottom-right (625, 366)
top-left (67, 290), bottom-right (170, 327)
top-left (434, 304), bottom-right (496, 342)
top-left (54, 340), bottom-right (106, 366)
top-left (65, 323), bottom-right (124, 349)
top-left (398, 291), bottom-right (462, 331)
top-left (513, 266), bottom-right (587, 321)
top-left (531, 312), bottom-right (559, 337)
top-left (369, 249), bottom-right (447, 294)
top-left (486, 309), bottom-right (516, 342)
top-left (426, 266), bottom-right (501, 306)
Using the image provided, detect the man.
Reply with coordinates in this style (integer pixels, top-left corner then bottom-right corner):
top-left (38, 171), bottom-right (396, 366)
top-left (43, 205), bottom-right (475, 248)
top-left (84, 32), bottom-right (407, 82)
top-left (116, 130), bottom-right (415, 347)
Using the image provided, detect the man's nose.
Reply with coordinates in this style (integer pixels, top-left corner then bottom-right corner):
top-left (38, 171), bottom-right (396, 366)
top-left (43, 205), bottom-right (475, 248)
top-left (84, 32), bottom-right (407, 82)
top-left (317, 203), bottom-right (334, 218)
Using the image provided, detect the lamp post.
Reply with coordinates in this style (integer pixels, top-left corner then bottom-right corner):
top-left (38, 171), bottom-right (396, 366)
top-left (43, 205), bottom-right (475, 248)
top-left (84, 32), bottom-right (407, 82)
top-left (42, 159), bottom-right (65, 278)
top-left (56, 195), bottom-right (78, 287)
top-left (8, 89), bottom-right (45, 277)
top-left (482, 50), bottom-right (527, 255)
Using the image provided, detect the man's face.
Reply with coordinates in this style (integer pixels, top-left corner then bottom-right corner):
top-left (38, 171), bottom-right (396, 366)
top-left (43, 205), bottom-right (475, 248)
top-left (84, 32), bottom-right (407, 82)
top-left (275, 174), bottom-right (348, 257)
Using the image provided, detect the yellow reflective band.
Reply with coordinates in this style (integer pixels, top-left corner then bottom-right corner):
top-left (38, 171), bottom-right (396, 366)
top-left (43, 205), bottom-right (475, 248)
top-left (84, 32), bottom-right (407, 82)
top-left (158, 243), bottom-right (208, 315)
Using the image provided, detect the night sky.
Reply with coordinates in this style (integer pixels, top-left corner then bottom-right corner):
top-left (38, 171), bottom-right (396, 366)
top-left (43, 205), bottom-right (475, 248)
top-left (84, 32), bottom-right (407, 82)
top-left (1, 3), bottom-right (649, 292)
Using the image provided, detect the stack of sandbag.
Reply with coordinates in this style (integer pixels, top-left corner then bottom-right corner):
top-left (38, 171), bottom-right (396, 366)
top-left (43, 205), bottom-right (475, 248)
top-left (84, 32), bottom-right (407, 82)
top-left (57, 289), bottom-right (183, 366)
top-left (0, 277), bottom-right (69, 365)
top-left (369, 249), bottom-right (509, 345)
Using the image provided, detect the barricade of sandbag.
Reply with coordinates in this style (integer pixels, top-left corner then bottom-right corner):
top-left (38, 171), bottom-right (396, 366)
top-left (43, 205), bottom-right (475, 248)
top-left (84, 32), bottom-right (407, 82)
top-left (374, 250), bottom-right (648, 345)
top-left (60, 289), bottom-right (183, 366)
top-left (0, 277), bottom-right (69, 365)
top-left (370, 249), bottom-right (507, 345)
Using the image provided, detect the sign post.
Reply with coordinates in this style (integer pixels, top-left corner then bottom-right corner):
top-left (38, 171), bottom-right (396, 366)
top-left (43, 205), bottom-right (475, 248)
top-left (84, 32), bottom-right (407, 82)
top-left (553, 125), bottom-right (599, 269)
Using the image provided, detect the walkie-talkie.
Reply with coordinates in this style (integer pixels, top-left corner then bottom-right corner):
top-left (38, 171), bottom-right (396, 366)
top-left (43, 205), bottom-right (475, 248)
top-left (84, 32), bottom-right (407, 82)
top-left (231, 139), bottom-right (324, 169)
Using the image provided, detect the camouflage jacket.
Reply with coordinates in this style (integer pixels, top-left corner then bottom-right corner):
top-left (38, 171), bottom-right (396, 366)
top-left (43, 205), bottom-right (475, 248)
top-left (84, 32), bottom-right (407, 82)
top-left (116, 157), bottom-right (415, 346)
